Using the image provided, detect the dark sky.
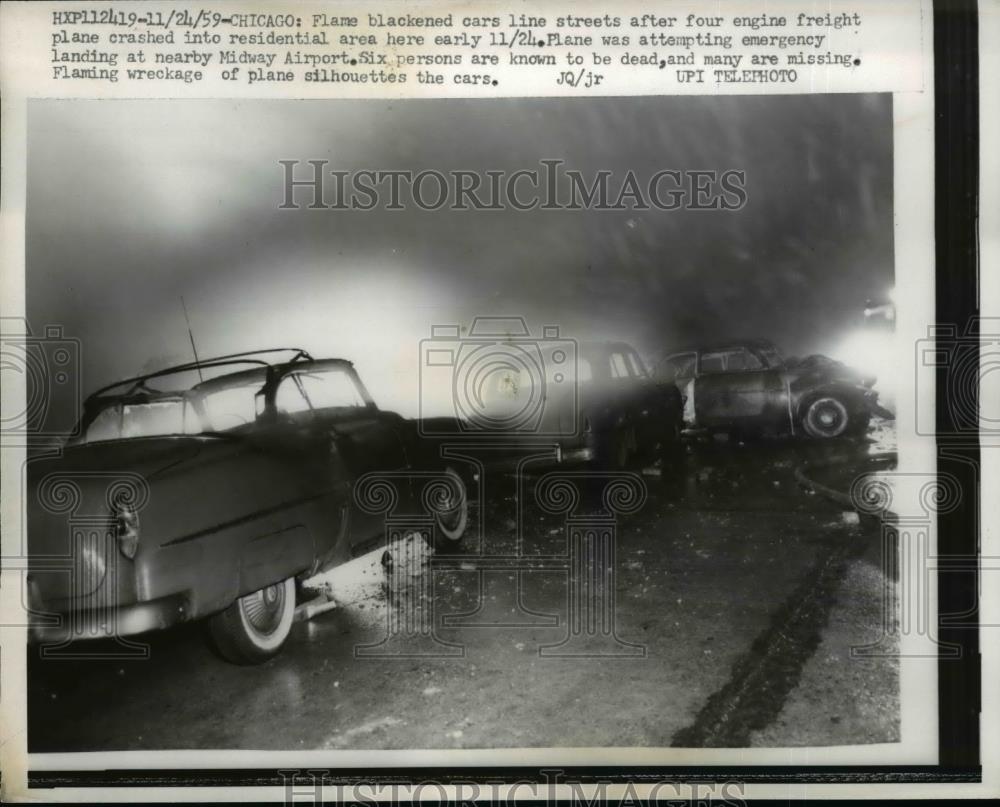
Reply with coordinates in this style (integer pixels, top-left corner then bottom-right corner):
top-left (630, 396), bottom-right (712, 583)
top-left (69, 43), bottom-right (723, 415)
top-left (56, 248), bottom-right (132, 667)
top-left (27, 95), bottom-right (893, 418)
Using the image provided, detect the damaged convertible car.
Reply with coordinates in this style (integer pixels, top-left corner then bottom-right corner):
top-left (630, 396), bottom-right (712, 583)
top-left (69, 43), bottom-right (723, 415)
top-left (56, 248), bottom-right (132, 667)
top-left (27, 349), bottom-right (468, 664)
top-left (653, 338), bottom-right (892, 440)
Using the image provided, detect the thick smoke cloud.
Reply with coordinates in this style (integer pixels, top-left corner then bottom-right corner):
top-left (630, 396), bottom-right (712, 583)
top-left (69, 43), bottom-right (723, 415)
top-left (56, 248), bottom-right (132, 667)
top-left (27, 95), bottom-right (892, 419)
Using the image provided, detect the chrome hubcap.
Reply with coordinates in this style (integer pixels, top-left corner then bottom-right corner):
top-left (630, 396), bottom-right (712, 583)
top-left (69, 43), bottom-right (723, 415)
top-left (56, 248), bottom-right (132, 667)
top-left (439, 504), bottom-right (462, 531)
top-left (811, 400), bottom-right (845, 433)
top-left (240, 583), bottom-right (286, 636)
top-left (435, 475), bottom-right (465, 532)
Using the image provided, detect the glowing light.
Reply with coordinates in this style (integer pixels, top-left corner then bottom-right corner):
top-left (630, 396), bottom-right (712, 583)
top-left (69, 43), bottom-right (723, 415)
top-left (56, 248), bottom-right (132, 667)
top-left (829, 328), bottom-right (897, 408)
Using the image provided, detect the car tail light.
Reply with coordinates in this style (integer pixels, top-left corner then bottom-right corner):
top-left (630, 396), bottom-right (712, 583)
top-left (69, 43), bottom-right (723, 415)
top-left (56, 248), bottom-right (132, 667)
top-left (113, 502), bottom-right (140, 559)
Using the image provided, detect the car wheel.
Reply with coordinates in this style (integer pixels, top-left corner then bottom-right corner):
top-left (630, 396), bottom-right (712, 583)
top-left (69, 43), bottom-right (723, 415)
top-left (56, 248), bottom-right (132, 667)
top-left (433, 467), bottom-right (468, 548)
top-left (801, 396), bottom-right (850, 439)
top-left (208, 576), bottom-right (295, 664)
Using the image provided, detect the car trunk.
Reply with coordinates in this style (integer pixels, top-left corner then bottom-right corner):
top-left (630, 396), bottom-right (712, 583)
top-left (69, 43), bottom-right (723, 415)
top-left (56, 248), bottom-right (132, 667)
top-left (26, 438), bottom-right (204, 606)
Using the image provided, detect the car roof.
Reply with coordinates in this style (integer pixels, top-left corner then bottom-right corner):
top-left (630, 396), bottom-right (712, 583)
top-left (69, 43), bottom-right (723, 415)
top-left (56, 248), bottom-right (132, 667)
top-left (190, 358), bottom-right (353, 394)
top-left (661, 338), bottom-right (778, 357)
top-left (539, 340), bottom-right (640, 358)
top-left (84, 349), bottom-right (353, 404)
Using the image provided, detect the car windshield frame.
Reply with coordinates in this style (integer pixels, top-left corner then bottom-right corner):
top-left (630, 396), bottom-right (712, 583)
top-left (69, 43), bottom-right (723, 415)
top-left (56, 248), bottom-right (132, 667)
top-left (273, 366), bottom-right (373, 416)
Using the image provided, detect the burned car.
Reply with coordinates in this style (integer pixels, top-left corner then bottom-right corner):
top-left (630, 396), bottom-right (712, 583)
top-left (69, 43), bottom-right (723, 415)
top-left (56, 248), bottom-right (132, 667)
top-left (653, 339), bottom-right (888, 440)
top-left (27, 349), bottom-right (468, 664)
top-left (474, 340), bottom-right (685, 470)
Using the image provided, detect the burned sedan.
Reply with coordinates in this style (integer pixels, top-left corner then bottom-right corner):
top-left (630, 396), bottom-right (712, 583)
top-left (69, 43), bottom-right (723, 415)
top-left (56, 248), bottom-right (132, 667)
top-left (562, 341), bottom-right (685, 469)
top-left (26, 349), bottom-right (468, 664)
top-left (473, 340), bottom-right (685, 470)
top-left (653, 339), bottom-right (889, 440)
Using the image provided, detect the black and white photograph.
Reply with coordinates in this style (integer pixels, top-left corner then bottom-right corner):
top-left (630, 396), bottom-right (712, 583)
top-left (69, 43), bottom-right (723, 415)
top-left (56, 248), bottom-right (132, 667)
top-left (21, 94), bottom-right (904, 754)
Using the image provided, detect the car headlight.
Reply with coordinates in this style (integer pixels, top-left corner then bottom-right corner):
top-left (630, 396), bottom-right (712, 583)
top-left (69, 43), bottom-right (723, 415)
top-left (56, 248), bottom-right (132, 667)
top-left (113, 502), bottom-right (140, 559)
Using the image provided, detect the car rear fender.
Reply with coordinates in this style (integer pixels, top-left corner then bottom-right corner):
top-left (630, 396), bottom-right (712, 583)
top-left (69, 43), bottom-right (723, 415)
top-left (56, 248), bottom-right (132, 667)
top-left (26, 466), bottom-right (147, 610)
top-left (794, 382), bottom-right (868, 420)
top-left (236, 524), bottom-right (315, 597)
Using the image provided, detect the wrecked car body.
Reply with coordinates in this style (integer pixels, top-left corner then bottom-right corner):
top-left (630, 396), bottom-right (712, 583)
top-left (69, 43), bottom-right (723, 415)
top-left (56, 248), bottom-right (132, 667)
top-left (476, 340), bottom-right (685, 470)
top-left (653, 338), bottom-right (890, 440)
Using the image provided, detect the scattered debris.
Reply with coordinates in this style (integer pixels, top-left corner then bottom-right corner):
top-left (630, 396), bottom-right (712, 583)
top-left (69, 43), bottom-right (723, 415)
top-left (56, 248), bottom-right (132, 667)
top-left (323, 717), bottom-right (402, 749)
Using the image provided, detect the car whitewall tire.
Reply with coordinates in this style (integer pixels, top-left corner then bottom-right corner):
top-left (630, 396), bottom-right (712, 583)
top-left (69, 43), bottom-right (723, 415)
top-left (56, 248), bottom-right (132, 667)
top-left (208, 576), bottom-right (295, 664)
top-left (434, 467), bottom-right (468, 546)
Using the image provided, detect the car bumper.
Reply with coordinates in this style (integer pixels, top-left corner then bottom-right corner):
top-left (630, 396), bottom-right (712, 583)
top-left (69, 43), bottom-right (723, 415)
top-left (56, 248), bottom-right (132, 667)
top-left (555, 445), bottom-right (595, 464)
top-left (27, 592), bottom-right (188, 644)
top-left (473, 440), bottom-right (596, 472)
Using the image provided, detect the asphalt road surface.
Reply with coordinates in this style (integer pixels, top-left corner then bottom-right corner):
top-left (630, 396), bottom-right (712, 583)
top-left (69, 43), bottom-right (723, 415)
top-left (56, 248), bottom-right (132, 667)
top-left (28, 426), bottom-right (899, 752)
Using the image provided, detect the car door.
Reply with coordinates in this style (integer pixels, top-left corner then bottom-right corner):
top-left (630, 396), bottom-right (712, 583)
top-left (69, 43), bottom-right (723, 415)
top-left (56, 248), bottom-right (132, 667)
top-left (192, 379), bottom-right (341, 545)
top-left (607, 348), bottom-right (639, 427)
top-left (693, 347), bottom-right (788, 432)
top-left (273, 364), bottom-right (408, 552)
top-left (621, 347), bottom-right (670, 450)
top-left (655, 351), bottom-right (697, 428)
